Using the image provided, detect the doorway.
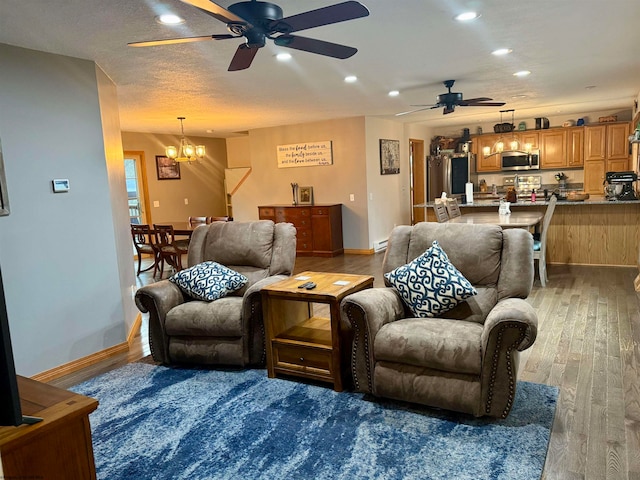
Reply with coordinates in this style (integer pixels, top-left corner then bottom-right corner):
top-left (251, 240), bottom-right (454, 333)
top-left (123, 151), bottom-right (150, 225)
top-left (409, 139), bottom-right (425, 224)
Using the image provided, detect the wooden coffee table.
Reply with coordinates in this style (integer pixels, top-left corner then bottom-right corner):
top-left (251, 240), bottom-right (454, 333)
top-left (261, 271), bottom-right (374, 391)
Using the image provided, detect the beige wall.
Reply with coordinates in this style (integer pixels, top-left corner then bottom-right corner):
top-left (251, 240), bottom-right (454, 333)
top-left (227, 116), bottom-right (432, 250)
top-left (121, 132), bottom-right (228, 223)
top-left (229, 117), bottom-right (370, 249)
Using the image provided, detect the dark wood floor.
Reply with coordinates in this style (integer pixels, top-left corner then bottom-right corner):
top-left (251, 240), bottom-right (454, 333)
top-left (49, 253), bottom-right (640, 480)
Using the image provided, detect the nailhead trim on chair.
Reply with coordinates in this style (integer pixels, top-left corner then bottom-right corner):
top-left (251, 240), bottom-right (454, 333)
top-left (344, 304), bottom-right (373, 393)
top-left (485, 322), bottom-right (526, 418)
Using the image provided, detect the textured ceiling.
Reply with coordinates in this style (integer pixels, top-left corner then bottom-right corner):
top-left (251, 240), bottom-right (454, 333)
top-left (1, 0), bottom-right (639, 137)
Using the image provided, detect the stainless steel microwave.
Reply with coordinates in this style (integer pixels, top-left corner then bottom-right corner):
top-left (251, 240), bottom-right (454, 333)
top-left (501, 150), bottom-right (540, 171)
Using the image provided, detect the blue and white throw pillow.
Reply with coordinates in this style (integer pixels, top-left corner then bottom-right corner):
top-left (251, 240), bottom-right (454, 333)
top-left (169, 261), bottom-right (248, 301)
top-left (384, 240), bottom-right (477, 318)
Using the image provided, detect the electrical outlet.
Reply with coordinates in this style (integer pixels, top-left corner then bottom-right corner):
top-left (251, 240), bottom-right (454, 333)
top-left (349, 194), bottom-right (355, 202)
top-left (184, 198), bottom-right (189, 205)
top-left (153, 200), bottom-right (160, 207)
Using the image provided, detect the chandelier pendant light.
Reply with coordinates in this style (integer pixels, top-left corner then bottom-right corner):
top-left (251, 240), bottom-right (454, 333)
top-left (482, 110), bottom-right (532, 157)
top-left (166, 117), bottom-right (205, 163)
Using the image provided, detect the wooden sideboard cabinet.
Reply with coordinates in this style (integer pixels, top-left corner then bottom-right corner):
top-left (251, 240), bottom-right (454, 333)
top-left (258, 204), bottom-right (344, 257)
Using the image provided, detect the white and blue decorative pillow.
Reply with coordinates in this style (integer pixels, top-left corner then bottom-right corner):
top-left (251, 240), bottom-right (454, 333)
top-left (384, 241), bottom-right (477, 318)
top-left (169, 261), bottom-right (248, 302)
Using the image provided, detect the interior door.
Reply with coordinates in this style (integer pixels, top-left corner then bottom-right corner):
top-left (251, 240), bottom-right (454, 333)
top-left (123, 151), bottom-right (150, 225)
top-left (409, 139), bottom-right (425, 224)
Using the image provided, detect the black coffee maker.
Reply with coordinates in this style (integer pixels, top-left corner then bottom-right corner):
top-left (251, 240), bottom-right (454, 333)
top-left (604, 171), bottom-right (638, 201)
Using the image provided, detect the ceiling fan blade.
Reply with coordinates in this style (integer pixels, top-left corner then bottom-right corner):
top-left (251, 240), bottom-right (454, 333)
top-left (128, 35), bottom-right (224, 47)
top-left (178, 0), bottom-right (247, 24)
top-left (459, 97), bottom-right (493, 103)
top-left (460, 102), bottom-right (506, 107)
top-left (274, 35), bottom-right (356, 59)
top-left (271, 1), bottom-right (369, 34)
top-left (228, 43), bottom-right (259, 71)
top-left (395, 106), bottom-right (438, 117)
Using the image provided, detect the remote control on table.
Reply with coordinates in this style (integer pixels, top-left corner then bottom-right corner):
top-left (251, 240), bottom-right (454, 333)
top-left (304, 282), bottom-right (316, 289)
top-left (297, 281), bottom-right (312, 288)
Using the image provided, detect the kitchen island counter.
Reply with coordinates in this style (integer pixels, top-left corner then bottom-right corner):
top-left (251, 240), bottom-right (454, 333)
top-left (418, 196), bottom-right (640, 267)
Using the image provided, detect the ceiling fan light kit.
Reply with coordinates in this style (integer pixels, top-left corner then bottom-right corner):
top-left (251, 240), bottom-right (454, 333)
top-left (166, 117), bottom-right (205, 163)
top-left (129, 0), bottom-right (369, 71)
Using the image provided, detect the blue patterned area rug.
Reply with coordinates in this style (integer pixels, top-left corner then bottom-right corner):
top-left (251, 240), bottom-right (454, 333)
top-left (71, 363), bottom-right (558, 480)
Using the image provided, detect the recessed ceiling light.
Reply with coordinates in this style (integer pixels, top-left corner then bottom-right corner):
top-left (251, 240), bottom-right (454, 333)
top-left (388, 90), bottom-right (400, 97)
top-left (513, 70), bottom-right (531, 77)
top-left (276, 52), bottom-right (292, 62)
top-left (206, 129), bottom-right (214, 133)
top-left (344, 75), bottom-right (358, 83)
top-left (491, 48), bottom-right (512, 56)
top-left (455, 11), bottom-right (480, 21)
top-left (156, 14), bottom-right (185, 25)
top-left (511, 94), bottom-right (528, 99)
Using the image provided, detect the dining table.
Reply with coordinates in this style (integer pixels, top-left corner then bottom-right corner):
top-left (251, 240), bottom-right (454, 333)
top-left (446, 211), bottom-right (544, 229)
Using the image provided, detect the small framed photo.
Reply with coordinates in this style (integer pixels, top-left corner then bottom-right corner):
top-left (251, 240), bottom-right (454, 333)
top-left (298, 186), bottom-right (314, 205)
top-left (379, 139), bottom-right (400, 175)
top-left (156, 155), bottom-right (181, 180)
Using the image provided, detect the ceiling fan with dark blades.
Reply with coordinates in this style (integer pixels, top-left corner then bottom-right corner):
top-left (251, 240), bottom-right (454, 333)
top-left (396, 80), bottom-right (506, 116)
top-left (128, 0), bottom-right (369, 71)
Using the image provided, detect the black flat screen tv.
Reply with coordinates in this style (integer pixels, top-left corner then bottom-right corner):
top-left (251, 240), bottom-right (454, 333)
top-left (0, 265), bottom-right (23, 426)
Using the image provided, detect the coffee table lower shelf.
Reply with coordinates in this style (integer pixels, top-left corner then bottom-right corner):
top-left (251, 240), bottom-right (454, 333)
top-left (270, 316), bottom-right (334, 384)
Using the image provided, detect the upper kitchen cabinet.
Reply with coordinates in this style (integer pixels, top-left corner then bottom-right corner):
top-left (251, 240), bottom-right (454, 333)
top-left (471, 134), bottom-right (501, 172)
top-left (583, 122), bottom-right (631, 193)
top-left (519, 132), bottom-right (539, 151)
top-left (566, 127), bottom-right (584, 167)
top-left (539, 129), bottom-right (568, 169)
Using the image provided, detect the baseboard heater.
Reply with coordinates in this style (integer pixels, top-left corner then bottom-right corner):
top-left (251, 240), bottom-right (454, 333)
top-left (373, 239), bottom-right (388, 253)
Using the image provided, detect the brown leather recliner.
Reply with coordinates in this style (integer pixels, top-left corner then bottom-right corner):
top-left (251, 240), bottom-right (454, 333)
top-left (340, 222), bottom-right (538, 418)
top-left (135, 220), bottom-right (296, 367)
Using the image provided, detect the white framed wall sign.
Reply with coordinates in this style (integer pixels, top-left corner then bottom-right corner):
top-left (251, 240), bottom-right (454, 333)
top-left (277, 141), bottom-right (333, 168)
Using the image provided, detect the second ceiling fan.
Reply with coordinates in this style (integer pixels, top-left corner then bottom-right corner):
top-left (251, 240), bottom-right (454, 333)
top-left (396, 80), bottom-right (506, 116)
top-left (129, 0), bottom-right (369, 71)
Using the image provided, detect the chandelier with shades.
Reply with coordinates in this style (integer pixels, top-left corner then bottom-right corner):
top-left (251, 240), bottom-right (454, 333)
top-left (165, 117), bottom-right (205, 163)
top-left (482, 109), bottom-right (532, 157)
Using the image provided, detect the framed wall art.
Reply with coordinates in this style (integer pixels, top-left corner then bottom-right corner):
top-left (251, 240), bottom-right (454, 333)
top-left (298, 186), bottom-right (314, 205)
top-left (379, 139), bottom-right (400, 175)
top-left (156, 155), bottom-right (181, 180)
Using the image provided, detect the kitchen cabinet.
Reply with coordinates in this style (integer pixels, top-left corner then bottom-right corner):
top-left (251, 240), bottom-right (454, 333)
top-left (566, 127), bottom-right (584, 167)
top-left (583, 122), bottom-right (631, 193)
top-left (519, 132), bottom-right (539, 151)
top-left (258, 204), bottom-right (343, 257)
top-left (471, 134), bottom-right (501, 172)
top-left (539, 129), bottom-right (568, 168)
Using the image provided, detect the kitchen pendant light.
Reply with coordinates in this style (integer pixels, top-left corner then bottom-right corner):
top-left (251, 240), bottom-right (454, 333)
top-left (165, 117), bottom-right (205, 163)
top-left (482, 110), bottom-right (532, 157)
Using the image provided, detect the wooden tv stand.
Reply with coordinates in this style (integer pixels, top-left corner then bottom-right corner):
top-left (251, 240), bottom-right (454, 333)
top-left (0, 376), bottom-right (98, 479)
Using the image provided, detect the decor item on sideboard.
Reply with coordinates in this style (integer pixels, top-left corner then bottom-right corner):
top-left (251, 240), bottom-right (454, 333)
top-left (0, 138), bottom-right (9, 216)
top-left (290, 182), bottom-right (298, 205)
top-left (164, 117), bottom-right (205, 164)
top-left (156, 155), bottom-right (181, 180)
top-left (379, 139), bottom-right (400, 175)
top-left (298, 186), bottom-right (314, 205)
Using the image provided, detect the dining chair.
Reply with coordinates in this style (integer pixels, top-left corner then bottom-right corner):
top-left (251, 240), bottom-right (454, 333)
top-left (445, 198), bottom-right (462, 219)
top-left (131, 224), bottom-right (158, 276)
top-left (188, 216), bottom-right (208, 226)
top-left (152, 224), bottom-right (187, 278)
top-left (533, 195), bottom-right (557, 287)
top-left (433, 200), bottom-right (449, 223)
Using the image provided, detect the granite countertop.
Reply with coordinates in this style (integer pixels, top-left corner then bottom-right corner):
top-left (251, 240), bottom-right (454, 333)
top-left (417, 195), bottom-right (640, 207)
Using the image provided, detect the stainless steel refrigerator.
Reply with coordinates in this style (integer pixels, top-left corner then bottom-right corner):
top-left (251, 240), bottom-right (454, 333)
top-left (426, 152), bottom-right (477, 201)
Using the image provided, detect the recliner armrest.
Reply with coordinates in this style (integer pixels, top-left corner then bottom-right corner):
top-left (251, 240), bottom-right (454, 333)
top-left (481, 298), bottom-right (538, 352)
top-left (135, 280), bottom-right (187, 364)
top-left (340, 288), bottom-right (406, 394)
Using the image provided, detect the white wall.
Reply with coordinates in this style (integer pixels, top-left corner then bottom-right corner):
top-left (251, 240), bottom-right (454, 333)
top-left (0, 44), bottom-right (131, 376)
